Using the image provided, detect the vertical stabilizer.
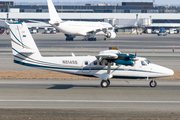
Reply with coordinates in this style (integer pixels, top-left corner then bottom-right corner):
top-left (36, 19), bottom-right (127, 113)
top-left (8, 22), bottom-right (42, 63)
top-left (47, 0), bottom-right (62, 24)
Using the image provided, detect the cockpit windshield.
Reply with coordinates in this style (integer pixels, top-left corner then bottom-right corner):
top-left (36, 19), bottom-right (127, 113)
top-left (145, 59), bottom-right (150, 64)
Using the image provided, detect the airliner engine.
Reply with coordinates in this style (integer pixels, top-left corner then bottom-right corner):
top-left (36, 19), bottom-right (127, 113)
top-left (105, 31), bottom-right (116, 39)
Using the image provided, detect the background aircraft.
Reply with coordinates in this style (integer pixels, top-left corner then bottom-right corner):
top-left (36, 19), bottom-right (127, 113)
top-left (47, 0), bottom-right (116, 41)
top-left (8, 22), bottom-right (174, 88)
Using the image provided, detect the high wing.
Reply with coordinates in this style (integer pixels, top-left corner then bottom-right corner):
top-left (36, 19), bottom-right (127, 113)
top-left (94, 49), bottom-right (138, 81)
top-left (96, 49), bottom-right (138, 66)
top-left (96, 50), bottom-right (119, 62)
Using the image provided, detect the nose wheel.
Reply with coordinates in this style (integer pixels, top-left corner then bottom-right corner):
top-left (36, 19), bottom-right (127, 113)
top-left (101, 80), bottom-right (110, 88)
top-left (149, 80), bottom-right (157, 88)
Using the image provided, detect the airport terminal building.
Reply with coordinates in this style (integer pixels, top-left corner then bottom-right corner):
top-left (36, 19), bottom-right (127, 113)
top-left (1, 1), bottom-right (180, 34)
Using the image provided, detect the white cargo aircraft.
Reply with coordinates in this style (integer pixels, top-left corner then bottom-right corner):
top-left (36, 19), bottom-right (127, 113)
top-left (47, 0), bottom-right (116, 41)
top-left (8, 22), bottom-right (174, 88)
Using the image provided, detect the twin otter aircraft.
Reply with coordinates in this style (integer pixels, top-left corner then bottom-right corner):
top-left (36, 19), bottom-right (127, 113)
top-left (8, 22), bottom-right (174, 88)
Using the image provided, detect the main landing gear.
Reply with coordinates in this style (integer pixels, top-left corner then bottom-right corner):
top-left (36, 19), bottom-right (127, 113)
top-left (149, 79), bottom-right (157, 88)
top-left (88, 37), bottom-right (96, 41)
top-left (82, 37), bottom-right (97, 41)
top-left (101, 79), bottom-right (110, 88)
top-left (65, 34), bottom-right (75, 41)
top-left (100, 62), bottom-right (112, 88)
top-left (66, 38), bottom-right (73, 41)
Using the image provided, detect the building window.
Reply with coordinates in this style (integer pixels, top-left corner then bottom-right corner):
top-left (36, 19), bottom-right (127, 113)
top-left (124, 10), bottom-right (130, 13)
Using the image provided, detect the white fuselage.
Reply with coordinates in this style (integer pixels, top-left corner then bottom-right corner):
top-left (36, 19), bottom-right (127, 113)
top-left (14, 54), bottom-right (174, 79)
top-left (9, 22), bottom-right (174, 80)
top-left (50, 21), bottom-right (112, 36)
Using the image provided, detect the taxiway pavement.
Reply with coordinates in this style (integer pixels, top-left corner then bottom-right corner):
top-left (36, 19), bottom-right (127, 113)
top-left (0, 33), bottom-right (180, 119)
top-left (0, 79), bottom-right (180, 119)
top-left (0, 34), bottom-right (180, 71)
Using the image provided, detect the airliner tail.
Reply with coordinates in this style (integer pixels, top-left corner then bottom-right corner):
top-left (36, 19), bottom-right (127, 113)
top-left (47, 0), bottom-right (62, 24)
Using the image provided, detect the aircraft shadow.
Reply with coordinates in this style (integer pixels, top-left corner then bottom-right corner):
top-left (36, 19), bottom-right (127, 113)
top-left (47, 84), bottom-right (149, 89)
top-left (48, 84), bottom-right (100, 89)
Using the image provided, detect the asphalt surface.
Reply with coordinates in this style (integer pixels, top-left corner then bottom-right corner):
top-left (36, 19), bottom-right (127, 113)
top-left (1, 33), bottom-right (180, 50)
top-left (0, 33), bottom-right (180, 119)
top-left (0, 33), bottom-right (180, 71)
top-left (0, 79), bottom-right (180, 119)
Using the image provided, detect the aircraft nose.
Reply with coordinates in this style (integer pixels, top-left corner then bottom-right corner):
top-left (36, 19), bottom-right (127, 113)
top-left (166, 68), bottom-right (174, 76)
top-left (162, 67), bottom-right (174, 77)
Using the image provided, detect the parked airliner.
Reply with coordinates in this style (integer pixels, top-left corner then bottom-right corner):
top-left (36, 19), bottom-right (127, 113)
top-left (47, 0), bottom-right (116, 41)
top-left (8, 22), bottom-right (174, 88)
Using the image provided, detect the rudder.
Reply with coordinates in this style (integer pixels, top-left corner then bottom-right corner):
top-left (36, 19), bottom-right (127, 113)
top-left (9, 22), bottom-right (41, 63)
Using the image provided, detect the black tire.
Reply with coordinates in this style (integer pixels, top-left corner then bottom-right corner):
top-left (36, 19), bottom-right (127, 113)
top-left (107, 79), bottom-right (110, 85)
top-left (101, 80), bottom-right (109, 88)
top-left (149, 80), bottom-right (157, 88)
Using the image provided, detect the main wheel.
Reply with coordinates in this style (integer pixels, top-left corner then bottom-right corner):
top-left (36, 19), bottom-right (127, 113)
top-left (101, 80), bottom-right (109, 88)
top-left (107, 79), bottom-right (110, 85)
top-left (149, 80), bottom-right (157, 88)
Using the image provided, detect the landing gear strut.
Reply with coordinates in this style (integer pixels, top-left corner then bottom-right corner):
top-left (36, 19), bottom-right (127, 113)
top-left (149, 79), bottom-right (157, 88)
top-left (100, 62), bottom-right (112, 88)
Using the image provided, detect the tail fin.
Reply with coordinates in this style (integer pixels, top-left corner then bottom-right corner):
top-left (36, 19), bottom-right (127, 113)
top-left (47, 0), bottom-right (62, 24)
top-left (8, 22), bottom-right (41, 63)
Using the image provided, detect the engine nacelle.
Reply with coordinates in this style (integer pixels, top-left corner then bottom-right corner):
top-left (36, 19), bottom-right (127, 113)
top-left (114, 60), bottom-right (134, 66)
top-left (114, 54), bottom-right (136, 66)
top-left (106, 32), bottom-right (116, 39)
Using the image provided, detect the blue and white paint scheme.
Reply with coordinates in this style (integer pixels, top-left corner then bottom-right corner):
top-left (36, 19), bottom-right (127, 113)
top-left (8, 22), bottom-right (174, 88)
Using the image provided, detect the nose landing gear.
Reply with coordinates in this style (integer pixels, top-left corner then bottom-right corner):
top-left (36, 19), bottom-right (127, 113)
top-left (149, 79), bottom-right (157, 88)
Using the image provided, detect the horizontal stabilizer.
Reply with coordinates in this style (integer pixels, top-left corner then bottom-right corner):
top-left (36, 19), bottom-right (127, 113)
top-left (19, 48), bottom-right (35, 54)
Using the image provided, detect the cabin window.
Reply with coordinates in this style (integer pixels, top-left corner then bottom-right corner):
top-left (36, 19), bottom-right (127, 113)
top-left (111, 63), bottom-right (114, 66)
top-left (94, 61), bottom-right (97, 65)
top-left (116, 63), bottom-right (119, 66)
top-left (85, 61), bottom-right (88, 65)
top-left (99, 62), bottom-right (103, 65)
top-left (141, 61), bottom-right (147, 66)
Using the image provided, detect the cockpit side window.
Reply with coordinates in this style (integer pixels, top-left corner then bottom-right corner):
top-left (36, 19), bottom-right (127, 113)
top-left (141, 61), bottom-right (147, 66)
top-left (145, 59), bottom-right (150, 64)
